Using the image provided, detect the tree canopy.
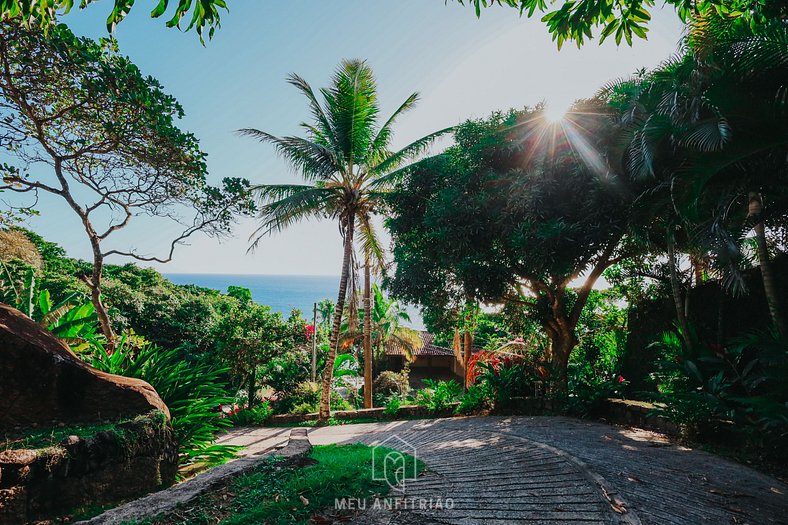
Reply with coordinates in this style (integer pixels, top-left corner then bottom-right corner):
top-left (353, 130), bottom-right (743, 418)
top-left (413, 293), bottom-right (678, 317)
top-left (458, 0), bottom-right (786, 47)
top-left (0, 0), bottom-right (225, 41)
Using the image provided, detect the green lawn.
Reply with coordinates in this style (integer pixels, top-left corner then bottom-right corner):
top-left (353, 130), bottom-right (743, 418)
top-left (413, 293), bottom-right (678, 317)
top-left (143, 443), bottom-right (424, 525)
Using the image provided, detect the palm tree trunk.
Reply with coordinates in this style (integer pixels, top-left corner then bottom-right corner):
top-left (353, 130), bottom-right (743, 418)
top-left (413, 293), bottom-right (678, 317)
top-left (667, 229), bottom-right (692, 349)
top-left (463, 330), bottom-right (473, 390)
top-left (319, 215), bottom-right (355, 420)
top-left (748, 192), bottom-right (786, 336)
top-left (363, 258), bottom-right (373, 408)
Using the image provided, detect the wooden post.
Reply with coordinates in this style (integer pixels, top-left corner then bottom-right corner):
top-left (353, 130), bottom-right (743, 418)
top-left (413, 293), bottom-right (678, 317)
top-left (311, 302), bottom-right (317, 382)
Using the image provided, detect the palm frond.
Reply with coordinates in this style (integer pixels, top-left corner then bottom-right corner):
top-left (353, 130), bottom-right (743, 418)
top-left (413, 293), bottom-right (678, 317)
top-left (249, 184), bottom-right (336, 250)
top-left (237, 129), bottom-right (340, 181)
top-left (368, 92), bottom-right (420, 162)
top-left (369, 127), bottom-right (453, 180)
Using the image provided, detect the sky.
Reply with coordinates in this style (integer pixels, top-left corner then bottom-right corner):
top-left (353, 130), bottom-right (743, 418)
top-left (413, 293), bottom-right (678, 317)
top-left (7, 1), bottom-right (686, 276)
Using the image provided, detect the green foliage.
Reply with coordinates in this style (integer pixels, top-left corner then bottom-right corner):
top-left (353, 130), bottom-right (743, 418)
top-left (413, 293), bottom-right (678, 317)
top-left (415, 379), bottom-right (462, 412)
top-left (0, 261), bottom-right (102, 352)
top-left (454, 0), bottom-right (785, 48)
top-left (0, 0), bottom-right (226, 41)
top-left (651, 327), bottom-right (788, 457)
top-left (372, 369), bottom-right (411, 402)
top-left (276, 381), bottom-right (320, 414)
top-left (89, 339), bottom-right (237, 467)
top-left (228, 402), bottom-right (274, 427)
top-left (566, 289), bottom-right (629, 411)
top-left (383, 396), bottom-right (401, 416)
top-left (213, 303), bottom-right (309, 405)
top-left (456, 383), bottom-right (492, 414)
top-left (152, 444), bottom-right (423, 525)
top-left (476, 360), bottom-right (532, 409)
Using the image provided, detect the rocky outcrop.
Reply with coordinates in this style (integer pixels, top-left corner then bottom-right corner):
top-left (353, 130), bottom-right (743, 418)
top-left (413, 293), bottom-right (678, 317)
top-left (0, 303), bottom-right (168, 429)
top-left (0, 412), bottom-right (178, 524)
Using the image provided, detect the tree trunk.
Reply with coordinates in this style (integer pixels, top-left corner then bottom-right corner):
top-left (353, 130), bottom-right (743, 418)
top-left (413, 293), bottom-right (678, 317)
top-left (87, 240), bottom-right (116, 349)
top-left (319, 215), bottom-right (355, 420)
top-left (463, 330), bottom-right (473, 390)
top-left (363, 259), bottom-right (373, 409)
top-left (667, 230), bottom-right (691, 349)
top-left (748, 192), bottom-right (786, 336)
top-left (548, 328), bottom-right (577, 393)
top-left (248, 367), bottom-right (256, 408)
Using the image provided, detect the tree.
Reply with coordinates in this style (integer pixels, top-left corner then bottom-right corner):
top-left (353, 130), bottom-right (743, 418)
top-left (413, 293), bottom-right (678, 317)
top-left (387, 106), bottom-right (638, 390)
top-left (213, 292), bottom-right (308, 407)
top-left (604, 15), bottom-right (788, 335)
top-left (456, 0), bottom-right (786, 48)
top-left (239, 59), bottom-right (448, 419)
top-left (0, 23), bottom-right (254, 345)
top-left (0, 0), bottom-right (225, 41)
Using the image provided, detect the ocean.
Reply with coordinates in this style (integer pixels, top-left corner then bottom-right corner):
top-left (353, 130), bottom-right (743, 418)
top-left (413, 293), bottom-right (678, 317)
top-left (164, 273), bottom-right (424, 329)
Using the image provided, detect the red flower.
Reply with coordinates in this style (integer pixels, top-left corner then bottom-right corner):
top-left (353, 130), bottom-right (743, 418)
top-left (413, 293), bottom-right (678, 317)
top-left (305, 324), bottom-right (316, 341)
top-left (617, 375), bottom-right (625, 383)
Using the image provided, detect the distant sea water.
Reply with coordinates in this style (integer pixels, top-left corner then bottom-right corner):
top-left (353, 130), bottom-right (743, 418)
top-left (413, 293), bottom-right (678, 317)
top-left (164, 273), bottom-right (424, 329)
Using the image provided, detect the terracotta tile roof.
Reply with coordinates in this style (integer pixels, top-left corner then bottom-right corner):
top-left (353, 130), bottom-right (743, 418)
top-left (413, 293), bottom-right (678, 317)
top-left (384, 331), bottom-right (454, 357)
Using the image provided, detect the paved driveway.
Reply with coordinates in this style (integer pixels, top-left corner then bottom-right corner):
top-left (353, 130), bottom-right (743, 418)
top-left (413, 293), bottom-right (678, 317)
top-left (226, 416), bottom-right (788, 525)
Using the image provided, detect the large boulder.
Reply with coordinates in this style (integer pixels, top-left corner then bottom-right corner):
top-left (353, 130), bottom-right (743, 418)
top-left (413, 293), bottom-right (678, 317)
top-left (0, 303), bottom-right (168, 428)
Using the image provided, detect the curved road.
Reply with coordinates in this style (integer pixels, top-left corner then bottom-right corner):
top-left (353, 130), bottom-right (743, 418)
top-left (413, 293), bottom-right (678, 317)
top-left (222, 416), bottom-right (788, 525)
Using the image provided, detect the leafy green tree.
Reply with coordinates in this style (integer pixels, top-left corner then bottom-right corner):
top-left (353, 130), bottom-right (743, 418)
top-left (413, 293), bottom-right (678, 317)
top-left (456, 0), bottom-right (786, 48)
top-left (388, 106), bottom-right (639, 390)
top-left (0, 22), bottom-right (254, 345)
top-left (0, 0), bottom-right (225, 41)
top-left (239, 60), bottom-right (448, 419)
top-left (213, 295), bottom-right (308, 407)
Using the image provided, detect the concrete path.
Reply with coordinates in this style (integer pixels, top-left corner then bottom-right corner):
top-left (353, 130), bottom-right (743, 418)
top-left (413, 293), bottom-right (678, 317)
top-left (226, 416), bottom-right (787, 525)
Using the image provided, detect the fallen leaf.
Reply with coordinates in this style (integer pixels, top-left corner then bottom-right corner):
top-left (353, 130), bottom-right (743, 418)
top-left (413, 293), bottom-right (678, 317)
top-left (300, 495), bottom-right (310, 506)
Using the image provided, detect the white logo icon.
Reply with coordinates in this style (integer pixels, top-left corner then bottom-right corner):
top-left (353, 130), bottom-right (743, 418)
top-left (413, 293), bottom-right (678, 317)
top-left (372, 435), bottom-right (418, 491)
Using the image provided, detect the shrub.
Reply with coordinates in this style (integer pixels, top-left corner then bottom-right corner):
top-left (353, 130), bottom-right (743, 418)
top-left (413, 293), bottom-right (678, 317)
top-left (291, 402), bottom-right (319, 415)
top-left (373, 370), bottom-right (410, 398)
top-left (415, 379), bottom-right (462, 412)
top-left (229, 401), bottom-right (273, 426)
top-left (383, 397), bottom-right (401, 416)
top-left (457, 383), bottom-right (492, 414)
top-left (275, 381), bottom-right (321, 414)
top-left (88, 338), bottom-right (236, 468)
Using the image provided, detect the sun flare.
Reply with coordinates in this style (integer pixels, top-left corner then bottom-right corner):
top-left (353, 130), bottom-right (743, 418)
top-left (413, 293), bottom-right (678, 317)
top-left (544, 101), bottom-right (572, 123)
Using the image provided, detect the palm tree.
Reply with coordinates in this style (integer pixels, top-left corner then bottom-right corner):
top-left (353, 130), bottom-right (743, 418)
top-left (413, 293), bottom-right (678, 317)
top-left (604, 15), bottom-right (788, 336)
top-left (366, 284), bottom-right (422, 372)
top-left (239, 60), bottom-right (449, 419)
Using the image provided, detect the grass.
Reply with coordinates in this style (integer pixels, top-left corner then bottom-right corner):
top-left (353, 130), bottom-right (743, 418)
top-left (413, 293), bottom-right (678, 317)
top-left (2, 419), bottom-right (132, 451)
top-left (142, 443), bottom-right (425, 525)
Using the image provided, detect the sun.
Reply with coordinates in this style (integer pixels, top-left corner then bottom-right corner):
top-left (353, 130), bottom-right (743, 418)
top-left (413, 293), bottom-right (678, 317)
top-left (543, 100), bottom-right (572, 123)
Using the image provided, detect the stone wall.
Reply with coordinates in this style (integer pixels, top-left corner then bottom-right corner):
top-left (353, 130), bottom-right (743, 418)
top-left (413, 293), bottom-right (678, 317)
top-left (0, 412), bottom-right (178, 524)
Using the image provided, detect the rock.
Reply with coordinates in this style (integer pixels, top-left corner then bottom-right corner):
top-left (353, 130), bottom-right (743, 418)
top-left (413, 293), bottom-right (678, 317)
top-left (0, 486), bottom-right (26, 523)
top-left (0, 303), bottom-right (169, 429)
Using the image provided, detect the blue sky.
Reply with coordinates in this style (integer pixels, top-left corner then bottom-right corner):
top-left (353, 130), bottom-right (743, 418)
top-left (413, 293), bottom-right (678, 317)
top-left (10, 1), bottom-right (685, 275)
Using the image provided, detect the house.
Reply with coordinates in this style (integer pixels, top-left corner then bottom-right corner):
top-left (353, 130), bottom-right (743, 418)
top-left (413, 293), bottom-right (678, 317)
top-left (384, 331), bottom-right (479, 388)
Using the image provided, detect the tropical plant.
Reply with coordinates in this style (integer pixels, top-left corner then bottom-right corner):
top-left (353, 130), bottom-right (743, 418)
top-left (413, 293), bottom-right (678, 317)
top-left (415, 379), bottom-right (463, 412)
top-left (239, 59), bottom-right (449, 419)
top-left (89, 338), bottom-right (237, 467)
top-left (603, 15), bottom-right (788, 336)
top-left (457, 383), bottom-right (492, 414)
top-left (0, 0), bottom-right (225, 40)
top-left (650, 326), bottom-right (788, 457)
top-left (0, 263), bottom-right (102, 352)
top-left (455, 0), bottom-right (785, 48)
top-left (0, 22), bottom-right (254, 346)
top-left (229, 401), bottom-right (274, 427)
